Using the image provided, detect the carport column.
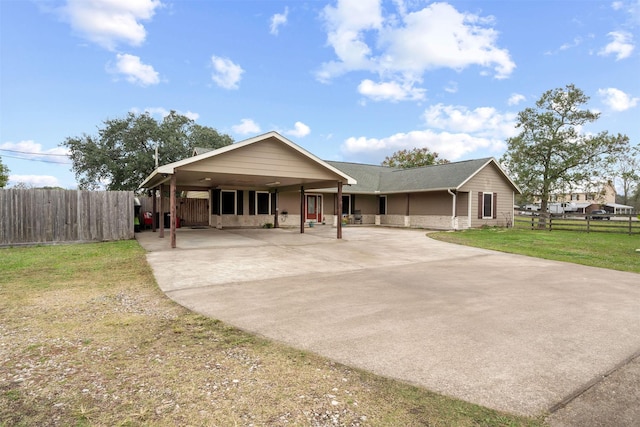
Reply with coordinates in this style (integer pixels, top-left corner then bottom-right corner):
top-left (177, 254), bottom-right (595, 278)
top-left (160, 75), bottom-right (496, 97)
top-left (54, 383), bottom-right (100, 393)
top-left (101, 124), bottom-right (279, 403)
top-left (170, 173), bottom-right (176, 249)
top-left (337, 181), bottom-right (343, 239)
top-left (273, 189), bottom-right (279, 229)
top-left (300, 186), bottom-right (305, 234)
top-left (152, 188), bottom-right (157, 232)
top-left (159, 184), bottom-right (164, 238)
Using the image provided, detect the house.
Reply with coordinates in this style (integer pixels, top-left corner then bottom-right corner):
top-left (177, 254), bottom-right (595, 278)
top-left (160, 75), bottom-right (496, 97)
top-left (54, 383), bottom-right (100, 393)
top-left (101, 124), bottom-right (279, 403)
top-left (534, 182), bottom-right (634, 214)
top-left (140, 131), bottom-right (520, 247)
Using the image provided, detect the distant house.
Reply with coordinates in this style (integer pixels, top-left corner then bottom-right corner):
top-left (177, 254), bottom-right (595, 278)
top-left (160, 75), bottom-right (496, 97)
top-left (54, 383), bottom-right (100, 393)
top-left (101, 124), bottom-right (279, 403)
top-left (534, 182), bottom-right (633, 214)
top-left (140, 132), bottom-right (521, 245)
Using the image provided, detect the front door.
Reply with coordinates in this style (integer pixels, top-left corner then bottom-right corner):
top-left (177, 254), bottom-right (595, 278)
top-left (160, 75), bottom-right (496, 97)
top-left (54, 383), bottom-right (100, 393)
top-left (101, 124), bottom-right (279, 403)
top-left (306, 195), bottom-right (322, 223)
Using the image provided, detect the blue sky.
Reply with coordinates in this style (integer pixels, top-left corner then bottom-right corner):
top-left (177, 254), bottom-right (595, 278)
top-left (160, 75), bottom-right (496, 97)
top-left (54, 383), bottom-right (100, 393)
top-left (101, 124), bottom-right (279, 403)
top-left (1, 0), bottom-right (639, 189)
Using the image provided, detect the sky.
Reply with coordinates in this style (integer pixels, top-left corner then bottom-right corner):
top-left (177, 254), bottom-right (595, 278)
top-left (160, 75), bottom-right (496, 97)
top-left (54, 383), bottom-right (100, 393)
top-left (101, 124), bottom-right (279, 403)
top-left (1, 0), bottom-right (639, 190)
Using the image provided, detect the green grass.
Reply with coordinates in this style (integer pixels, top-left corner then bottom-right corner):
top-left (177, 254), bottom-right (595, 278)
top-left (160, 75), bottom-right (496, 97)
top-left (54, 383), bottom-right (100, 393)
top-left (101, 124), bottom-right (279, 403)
top-left (430, 228), bottom-right (640, 273)
top-left (0, 241), bottom-right (544, 427)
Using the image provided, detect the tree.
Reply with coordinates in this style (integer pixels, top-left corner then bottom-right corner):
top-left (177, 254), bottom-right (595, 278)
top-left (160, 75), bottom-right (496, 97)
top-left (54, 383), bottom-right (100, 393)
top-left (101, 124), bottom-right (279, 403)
top-left (62, 111), bottom-right (233, 191)
top-left (614, 144), bottom-right (640, 206)
top-left (500, 84), bottom-right (629, 218)
top-left (0, 157), bottom-right (9, 188)
top-left (382, 147), bottom-right (449, 168)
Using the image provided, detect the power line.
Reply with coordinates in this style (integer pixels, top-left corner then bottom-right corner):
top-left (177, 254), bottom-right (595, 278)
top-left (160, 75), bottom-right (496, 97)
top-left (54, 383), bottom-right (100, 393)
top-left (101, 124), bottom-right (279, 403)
top-left (0, 153), bottom-right (72, 165)
top-left (0, 148), bottom-right (69, 157)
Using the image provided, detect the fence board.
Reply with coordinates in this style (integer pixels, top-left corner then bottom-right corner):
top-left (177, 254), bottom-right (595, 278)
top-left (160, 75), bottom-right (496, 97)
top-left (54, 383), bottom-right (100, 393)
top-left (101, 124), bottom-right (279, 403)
top-left (514, 214), bottom-right (639, 235)
top-left (139, 196), bottom-right (209, 227)
top-left (0, 189), bottom-right (134, 246)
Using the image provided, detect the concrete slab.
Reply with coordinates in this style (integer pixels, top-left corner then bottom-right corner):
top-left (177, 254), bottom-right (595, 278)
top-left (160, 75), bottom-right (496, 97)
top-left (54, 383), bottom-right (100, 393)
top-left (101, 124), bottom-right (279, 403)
top-left (136, 226), bottom-right (640, 418)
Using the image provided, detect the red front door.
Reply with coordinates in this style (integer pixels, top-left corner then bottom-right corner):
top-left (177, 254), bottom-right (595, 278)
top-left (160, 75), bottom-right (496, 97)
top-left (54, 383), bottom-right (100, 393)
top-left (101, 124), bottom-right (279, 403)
top-left (306, 195), bottom-right (321, 222)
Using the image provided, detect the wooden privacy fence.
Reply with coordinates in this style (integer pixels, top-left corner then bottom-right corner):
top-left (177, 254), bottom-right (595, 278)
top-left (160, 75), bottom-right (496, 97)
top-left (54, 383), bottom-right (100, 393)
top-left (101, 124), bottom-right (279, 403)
top-left (138, 196), bottom-right (209, 227)
top-left (0, 189), bottom-right (134, 246)
top-left (514, 213), bottom-right (640, 235)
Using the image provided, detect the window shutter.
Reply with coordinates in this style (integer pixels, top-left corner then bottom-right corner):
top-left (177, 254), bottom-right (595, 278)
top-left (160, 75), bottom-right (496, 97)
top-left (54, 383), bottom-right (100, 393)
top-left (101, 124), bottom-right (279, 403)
top-left (351, 194), bottom-right (356, 214)
top-left (212, 189), bottom-right (221, 215)
top-left (478, 192), bottom-right (482, 219)
top-left (249, 191), bottom-right (255, 215)
top-left (237, 190), bottom-right (243, 215)
top-left (493, 193), bottom-right (497, 219)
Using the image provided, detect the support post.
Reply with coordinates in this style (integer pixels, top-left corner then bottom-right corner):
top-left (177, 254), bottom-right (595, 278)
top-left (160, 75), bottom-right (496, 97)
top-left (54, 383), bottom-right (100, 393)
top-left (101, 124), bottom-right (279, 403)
top-left (159, 184), bottom-right (164, 238)
top-left (152, 188), bottom-right (157, 232)
top-left (274, 189), bottom-right (279, 229)
top-left (337, 181), bottom-right (343, 239)
top-left (300, 186), bottom-right (305, 234)
top-left (170, 174), bottom-right (176, 248)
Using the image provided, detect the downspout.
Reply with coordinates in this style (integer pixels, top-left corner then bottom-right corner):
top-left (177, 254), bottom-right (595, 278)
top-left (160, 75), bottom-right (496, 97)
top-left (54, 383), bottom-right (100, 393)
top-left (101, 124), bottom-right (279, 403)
top-left (447, 189), bottom-right (457, 230)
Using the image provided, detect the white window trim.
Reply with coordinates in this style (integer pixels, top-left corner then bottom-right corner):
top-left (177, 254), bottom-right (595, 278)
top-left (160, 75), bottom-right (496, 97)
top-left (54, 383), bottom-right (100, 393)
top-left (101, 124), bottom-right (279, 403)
top-left (482, 192), bottom-right (493, 219)
top-left (255, 191), bottom-right (271, 215)
top-left (342, 194), bottom-right (351, 215)
top-left (379, 195), bottom-right (387, 215)
top-left (221, 190), bottom-right (236, 215)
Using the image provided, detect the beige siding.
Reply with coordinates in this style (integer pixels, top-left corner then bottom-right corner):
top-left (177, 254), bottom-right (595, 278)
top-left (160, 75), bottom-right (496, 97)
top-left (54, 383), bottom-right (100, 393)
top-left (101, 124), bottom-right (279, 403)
top-left (459, 163), bottom-right (514, 228)
top-left (181, 137), bottom-right (339, 180)
top-left (387, 194), bottom-right (409, 215)
top-left (409, 191), bottom-right (453, 215)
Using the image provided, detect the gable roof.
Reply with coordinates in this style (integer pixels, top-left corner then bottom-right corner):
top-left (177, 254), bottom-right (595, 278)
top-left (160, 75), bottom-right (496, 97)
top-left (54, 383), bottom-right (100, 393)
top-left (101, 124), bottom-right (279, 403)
top-left (140, 131), bottom-right (356, 190)
top-left (327, 158), bottom-right (521, 194)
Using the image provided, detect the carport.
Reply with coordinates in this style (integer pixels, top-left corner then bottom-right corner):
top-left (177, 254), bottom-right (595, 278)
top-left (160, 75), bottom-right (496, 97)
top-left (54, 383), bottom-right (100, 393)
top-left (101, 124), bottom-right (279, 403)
top-left (139, 131), bottom-right (357, 248)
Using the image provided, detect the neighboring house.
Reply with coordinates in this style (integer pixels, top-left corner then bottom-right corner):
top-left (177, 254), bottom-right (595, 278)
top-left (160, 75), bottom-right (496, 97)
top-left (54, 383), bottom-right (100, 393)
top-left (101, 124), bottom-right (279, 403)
top-left (140, 132), bottom-right (520, 245)
top-left (533, 182), bottom-right (634, 214)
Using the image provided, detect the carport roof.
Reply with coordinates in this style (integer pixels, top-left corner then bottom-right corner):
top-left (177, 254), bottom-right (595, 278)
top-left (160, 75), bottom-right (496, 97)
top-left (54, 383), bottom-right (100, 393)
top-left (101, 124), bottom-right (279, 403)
top-left (139, 131), bottom-right (357, 191)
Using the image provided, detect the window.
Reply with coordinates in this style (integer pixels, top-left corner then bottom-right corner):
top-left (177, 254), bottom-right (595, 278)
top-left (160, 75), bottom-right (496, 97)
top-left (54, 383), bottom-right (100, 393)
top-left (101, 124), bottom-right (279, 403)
top-left (483, 193), bottom-right (493, 218)
top-left (478, 192), bottom-right (497, 219)
top-left (378, 195), bottom-right (387, 215)
top-left (256, 192), bottom-right (270, 215)
top-left (221, 190), bottom-right (236, 215)
top-left (341, 195), bottom-right (350, 215)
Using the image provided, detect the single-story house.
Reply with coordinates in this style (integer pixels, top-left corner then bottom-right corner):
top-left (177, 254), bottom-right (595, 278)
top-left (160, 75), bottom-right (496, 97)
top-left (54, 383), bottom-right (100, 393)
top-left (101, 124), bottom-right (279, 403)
top-left (140, 131), bottom-right (521, 247)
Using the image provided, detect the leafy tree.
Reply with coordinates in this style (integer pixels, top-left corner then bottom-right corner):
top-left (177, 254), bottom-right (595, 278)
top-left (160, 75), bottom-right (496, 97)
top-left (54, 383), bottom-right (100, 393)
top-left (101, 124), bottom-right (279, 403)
top-left (500, 84), bottom-right (629, 217)
top-left (614, 144), bottom-right (640, 206)
top-left (62, 111), bottom-right (233, 191)
top-left (382, 147), bottom-right (449, 168)
top-left (0, 157), bottom-right (9, 188)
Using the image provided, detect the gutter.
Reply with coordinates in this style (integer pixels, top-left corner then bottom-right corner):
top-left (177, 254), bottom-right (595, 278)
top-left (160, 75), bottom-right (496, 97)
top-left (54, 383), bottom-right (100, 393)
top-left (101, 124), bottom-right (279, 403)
top-left (447, 188), bottom-right (457, 230)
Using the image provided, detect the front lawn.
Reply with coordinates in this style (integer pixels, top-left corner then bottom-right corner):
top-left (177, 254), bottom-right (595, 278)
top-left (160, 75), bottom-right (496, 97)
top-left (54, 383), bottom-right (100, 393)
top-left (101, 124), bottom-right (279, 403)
top-left (429, 228), bottom-right (640, 273)
top-left (0, 241), bottom-right (543, 426)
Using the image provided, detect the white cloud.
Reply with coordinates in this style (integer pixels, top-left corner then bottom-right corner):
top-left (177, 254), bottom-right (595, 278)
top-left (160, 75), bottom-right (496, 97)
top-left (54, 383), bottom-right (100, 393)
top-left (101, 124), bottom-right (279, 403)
top-left (8, 175), bottom-right (61, 188)
top-left (358, 79), bottom-right (426, 102)
top-left (507, 93), bottom-right (526, 106)
top-left (341, 102), bottom-right (518, 162)
top-left (270, 7), bottom-right (289, 35)
top-left (342, 130), bottom-right (505, 161)
top-left (0, 140), bottom-right (70, 164)
top-left (110, 53), bottom-right (160, 86)
top-left (232, 119), bottom-right (262, 135)
top-left (423, 104), bottom-right (518, 139)
top-left (318, 0), bottom-right (514, 91)
top-left (612, 1), bottom-right (624, 11)
top-left (598, 87), bottom-right (639, 111)
top-left (61, 0), bottom-right (162, 50)
top-left (210, 55), bottom-right (244, 90)
top-left (598, 31), bottom-right (635, 60)
top-left (285, 121), bottom-right (311, 138)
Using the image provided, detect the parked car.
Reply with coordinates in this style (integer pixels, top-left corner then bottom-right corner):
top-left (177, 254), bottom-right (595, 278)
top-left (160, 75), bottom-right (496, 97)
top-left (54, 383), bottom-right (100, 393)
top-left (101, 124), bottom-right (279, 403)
top-left (586, 210), bottom-right (610, 220)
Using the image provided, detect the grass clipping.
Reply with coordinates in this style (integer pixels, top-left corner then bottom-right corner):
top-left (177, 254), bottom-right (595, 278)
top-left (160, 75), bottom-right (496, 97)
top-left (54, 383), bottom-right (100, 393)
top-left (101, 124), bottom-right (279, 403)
top-left (0, 240), bottom-right (541, 427)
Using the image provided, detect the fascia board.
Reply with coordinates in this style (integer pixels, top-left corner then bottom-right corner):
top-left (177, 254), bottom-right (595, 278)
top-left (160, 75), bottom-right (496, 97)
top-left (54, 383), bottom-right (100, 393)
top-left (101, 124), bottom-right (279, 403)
top-left (456, 158), bottom-right (522, 194)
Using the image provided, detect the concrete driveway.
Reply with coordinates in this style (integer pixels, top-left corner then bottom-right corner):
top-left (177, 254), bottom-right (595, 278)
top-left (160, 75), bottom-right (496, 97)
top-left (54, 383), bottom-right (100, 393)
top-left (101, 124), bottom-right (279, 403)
top-left (136, 226), bottom-right (640, 419)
